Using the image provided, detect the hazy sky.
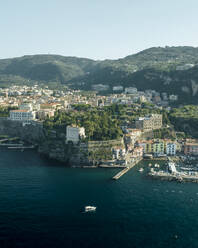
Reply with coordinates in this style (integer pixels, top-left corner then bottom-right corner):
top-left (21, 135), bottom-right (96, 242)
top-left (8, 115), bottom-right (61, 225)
top-left (1, 0), bottom-right (198, 60)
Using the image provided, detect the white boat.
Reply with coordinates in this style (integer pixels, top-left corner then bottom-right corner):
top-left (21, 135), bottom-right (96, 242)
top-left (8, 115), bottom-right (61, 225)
top-left (148, 163), bottom-right (152, 167)
top-left (139, 168), bottom-right (144, 172)
top-left (85, 206), bottom-right (96, 212)
top-left (154, 163), bottom-right (160, 168)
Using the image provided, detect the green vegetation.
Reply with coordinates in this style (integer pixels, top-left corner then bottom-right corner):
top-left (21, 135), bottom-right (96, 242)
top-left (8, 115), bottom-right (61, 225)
top-left (153, 128), bottom-right (176, 140)
top-left (0, 107), bottom-right (17, 117)
top-left (44, 105), bottom-right (123, 141)
top-left (44, 103), bottom-right (170, 141)
top-left (170, 105), bottom-right (198, 138)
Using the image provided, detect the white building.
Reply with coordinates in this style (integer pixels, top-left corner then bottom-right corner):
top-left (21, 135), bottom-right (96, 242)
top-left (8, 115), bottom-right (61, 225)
top-left (166, 143), bottom-right (177, 156)
top-left (169, 95), bottom-right (178, 101)
top-left (168, 162), bottom-right (177, 173)
top-left (125, 87), bottom-right (137, 94)
top-left (66, 126), bottom-right (86, 144)
top-left (9, 110), bottom-right (35, 121)
top-left (19, 103), bottom-right (33, 111)
top-left (91, 84), bottom-right (109, 91)
top-left (176, 64), bottom-right (194, 71)
top-left (112, 147), bottom-right (126, 159)
top-left (113, 86), bottom-right (123, 92)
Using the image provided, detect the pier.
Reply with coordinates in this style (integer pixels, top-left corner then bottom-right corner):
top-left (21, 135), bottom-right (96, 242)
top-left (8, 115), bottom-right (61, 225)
top-left (112, 157), bottom-right (142, 180)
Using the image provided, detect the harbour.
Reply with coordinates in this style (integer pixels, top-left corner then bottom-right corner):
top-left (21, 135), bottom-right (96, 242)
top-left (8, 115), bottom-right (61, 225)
top-left (148, 159), bottom-right (198, 183)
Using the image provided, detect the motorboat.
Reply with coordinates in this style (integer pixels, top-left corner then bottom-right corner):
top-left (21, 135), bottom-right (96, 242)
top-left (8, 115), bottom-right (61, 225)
top-left (85, 206), bottom-right (96, 212)
top-left (148, 163), bottom-right (152, 167)
top-left (139, 168), bottom-right (144, 172)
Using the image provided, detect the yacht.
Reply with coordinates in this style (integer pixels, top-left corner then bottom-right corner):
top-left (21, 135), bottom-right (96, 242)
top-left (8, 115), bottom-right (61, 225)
top-left (85, 206), bottom-right (96, 212)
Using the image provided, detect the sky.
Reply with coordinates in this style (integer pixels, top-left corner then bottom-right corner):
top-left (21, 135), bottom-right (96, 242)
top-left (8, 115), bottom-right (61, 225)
top-left (0, 0), bottom-right (198, 60)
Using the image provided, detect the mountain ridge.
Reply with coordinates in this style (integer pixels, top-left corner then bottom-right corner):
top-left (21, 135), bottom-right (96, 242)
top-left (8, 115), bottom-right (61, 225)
top-left (1, 46), bottom-right (198, 104)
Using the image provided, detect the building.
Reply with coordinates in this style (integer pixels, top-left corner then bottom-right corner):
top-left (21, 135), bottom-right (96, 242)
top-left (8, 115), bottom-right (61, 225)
top-left (112, 147), bottom-right (126, 159)
top-left (169, 95), bottom-right (178, 101)
top-left (176, 64), bottom-right (194, 71)
top-left (113, 86), bottom-right (123, 92)
top-left (37, 109), bottom-right (55, 120)
top-left (166, 143), bottom-right (177, 156)
top-left (91, 84), bottom-right (109, 91)
top-left (19, 103), bottom-right (33, 111)
top-left (168, 162), bottom-right (177, 174)
top-left (184, 142), bottom-right (198, 156)
top-left (125, 87), bottom-right (137, 94)
top-left (136, 139), bottom-right (176, 156)
top-left (135, 114), bottom-right (162, 131)
top-left (66, 126), bottom-right (86, 144)
top-left (9, 110), bottom-right (35, 121)
top-left (124, 129), bottom-right (142, 149)
top-left (153, 141), bottom-right (164, 155)
top-left (131, 147), bottom-right (143, 158)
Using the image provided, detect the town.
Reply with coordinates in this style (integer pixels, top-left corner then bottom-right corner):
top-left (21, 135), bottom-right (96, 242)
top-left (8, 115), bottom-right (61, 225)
top-left (0, 84), bottom-right (198, 182)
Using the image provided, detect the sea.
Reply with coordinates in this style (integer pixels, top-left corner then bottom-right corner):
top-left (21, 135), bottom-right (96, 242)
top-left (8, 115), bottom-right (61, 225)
top-left (0, 149), bottom-right (198, 248)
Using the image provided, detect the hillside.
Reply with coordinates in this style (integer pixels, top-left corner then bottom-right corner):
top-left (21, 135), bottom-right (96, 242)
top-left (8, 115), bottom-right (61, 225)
top-left (0, 54), bottom-right (96, 87)
top-left (1, 46), bottom-right (198, 104)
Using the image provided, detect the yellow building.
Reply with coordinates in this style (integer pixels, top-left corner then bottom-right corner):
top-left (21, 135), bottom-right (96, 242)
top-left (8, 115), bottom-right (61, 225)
top-left (153, 141), bottom-right (164, 155)
top-left (145, 141), bottom-right (153, 153)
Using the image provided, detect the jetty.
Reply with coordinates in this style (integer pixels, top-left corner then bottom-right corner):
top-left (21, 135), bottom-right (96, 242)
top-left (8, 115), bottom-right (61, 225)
top-left (112, 157), bottom-right (142, 180)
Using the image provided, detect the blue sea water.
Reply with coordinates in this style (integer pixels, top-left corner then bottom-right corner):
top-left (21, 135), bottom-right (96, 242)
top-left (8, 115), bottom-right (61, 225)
top-left (0, 149), bottom-right (198, 248)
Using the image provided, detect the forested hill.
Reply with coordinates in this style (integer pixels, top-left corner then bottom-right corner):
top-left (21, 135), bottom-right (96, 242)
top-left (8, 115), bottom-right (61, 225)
top-left (0, 54), bottom-right (96, 87)
top-left (1, 46), bottom-right (198, 104)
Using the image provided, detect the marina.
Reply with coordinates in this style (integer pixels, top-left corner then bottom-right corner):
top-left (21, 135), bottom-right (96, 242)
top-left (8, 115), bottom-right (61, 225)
top-left (148, 161), bottom-right (198, 183)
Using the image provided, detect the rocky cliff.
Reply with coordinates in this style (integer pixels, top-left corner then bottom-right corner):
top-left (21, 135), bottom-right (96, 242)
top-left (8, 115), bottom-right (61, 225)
top-left (0, 119), bottom-right (90, 166)
top-left (0, 118), bottom-right (45, 144)
top-left (38, 130), bottom-right (90, 166)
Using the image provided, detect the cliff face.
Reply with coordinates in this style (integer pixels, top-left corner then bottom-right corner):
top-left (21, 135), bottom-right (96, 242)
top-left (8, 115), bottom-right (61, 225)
top-left (0, 119), bottom-right (45, 144)
top-left (38, 130), bottom-right (90, 166)
top-left (0, 119), bottom-right (90, 166)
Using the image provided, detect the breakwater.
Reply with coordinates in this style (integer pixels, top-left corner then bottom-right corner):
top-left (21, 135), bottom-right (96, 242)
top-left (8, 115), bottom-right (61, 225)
top-left (149, 170), bottom-right (198, 183)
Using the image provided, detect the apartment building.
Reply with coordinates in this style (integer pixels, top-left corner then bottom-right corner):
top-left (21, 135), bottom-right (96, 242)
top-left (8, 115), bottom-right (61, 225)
top-left (135, 114), bottom-right (162, 131)
top-left (66, 126), bottom-right (86, 144)
top-left (9, 110), bottom-right (35, 121)
top-left (184, 142), bottom-right (198, 156)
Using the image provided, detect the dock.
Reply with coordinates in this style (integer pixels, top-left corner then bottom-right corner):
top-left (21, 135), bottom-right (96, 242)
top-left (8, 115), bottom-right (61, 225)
top-left (112, 157), bottom-right (142, 180)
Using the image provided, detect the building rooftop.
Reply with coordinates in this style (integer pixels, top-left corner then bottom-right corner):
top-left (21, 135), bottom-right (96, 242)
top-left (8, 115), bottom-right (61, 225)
top-left (10, 109), bottom-right (30, 112)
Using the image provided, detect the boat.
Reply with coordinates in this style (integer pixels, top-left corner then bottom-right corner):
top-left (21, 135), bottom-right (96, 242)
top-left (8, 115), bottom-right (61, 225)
top-left (154, 163), bottom-right (160, 168)
top-left (139, 168), bottom-right (144, 172)
top-left (84, 206), bottom-right (96, 212)
top-left (148, 163), bottom-right (152, 167)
